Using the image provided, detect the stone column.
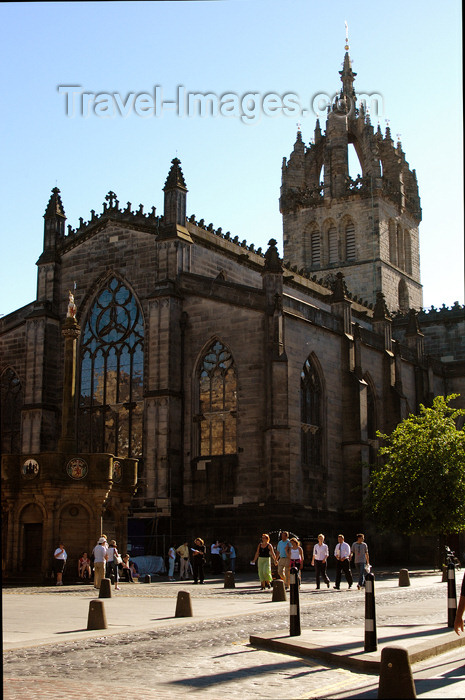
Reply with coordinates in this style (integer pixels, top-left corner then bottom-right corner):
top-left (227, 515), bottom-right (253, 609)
top-left (58, 316), bottom-right (81, 453)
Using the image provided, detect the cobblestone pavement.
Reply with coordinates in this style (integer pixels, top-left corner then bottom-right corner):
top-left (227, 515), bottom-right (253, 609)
top-left (5, 574), bottom-right (460, 699)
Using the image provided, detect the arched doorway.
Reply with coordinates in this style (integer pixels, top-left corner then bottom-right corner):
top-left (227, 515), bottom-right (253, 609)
top-left (20, 504), bottom-right (43, 573)
top-left (59, 503), bottom-right (92, 578)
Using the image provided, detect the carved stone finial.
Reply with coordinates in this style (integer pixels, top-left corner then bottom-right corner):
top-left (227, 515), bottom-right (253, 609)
top-left (373, 291), bottom-right (390, 321)
top-left (264, 239), bottom-right (282, 272)
top-left (405, 308), bottom-right (423, 336)
top-left (331, 271), bottom-right (349, 302)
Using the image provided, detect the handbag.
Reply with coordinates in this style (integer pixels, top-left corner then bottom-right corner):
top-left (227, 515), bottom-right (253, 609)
top-left (114, 553), bottom-right (123, 565)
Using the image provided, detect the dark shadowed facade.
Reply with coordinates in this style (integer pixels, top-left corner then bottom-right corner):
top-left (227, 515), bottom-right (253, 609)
top-left (2, 51), bottom-right (464, 579)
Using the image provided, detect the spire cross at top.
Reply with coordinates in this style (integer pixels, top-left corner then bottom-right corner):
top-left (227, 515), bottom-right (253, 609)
top-left (105, 191), bottom-right (118, 208)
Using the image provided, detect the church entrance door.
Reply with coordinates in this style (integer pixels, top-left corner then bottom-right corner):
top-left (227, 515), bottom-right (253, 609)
top-left (22, 523), bottom-right (43, 572)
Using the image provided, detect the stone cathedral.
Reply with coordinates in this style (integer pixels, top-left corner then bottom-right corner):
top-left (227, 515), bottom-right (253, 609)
top-left (1, 48), bottom-right (464, 580)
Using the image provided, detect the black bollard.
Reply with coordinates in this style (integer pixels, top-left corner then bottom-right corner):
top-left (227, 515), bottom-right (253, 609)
top-left (224, 571), bottom-right (235, 589)
top-left (272, 579), bottom-right (287, 601)
top-left (175, 590), bottom-right (193, 617)
top-left (289, 566), bottom-right (301, 636)
top-left (98, 578), bottom-right (112, 598)
top-left (378, 646), bottom-right (416, 698)
top-left (364, 571), bottom-right (377, 652)
top-left (398, 569), bottom-right (410, 587)
top-left (87, 600), bottom-right (108, 630)
top-left (447, 562), bottom-right (457, 628)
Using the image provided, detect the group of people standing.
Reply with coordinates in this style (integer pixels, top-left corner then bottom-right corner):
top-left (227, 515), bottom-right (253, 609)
top-left (312, 533), bottom-right (370, 590)
top-left (168, 539), bottom-right (237, 583)
top-left (252, 533), bottom-right (305, 590)
top-left (251, 531), bottom-right (370, 591)
top-left (53, 536), bottom-right (137, 588)
top-left (91, 535), bottom-right (139, 589)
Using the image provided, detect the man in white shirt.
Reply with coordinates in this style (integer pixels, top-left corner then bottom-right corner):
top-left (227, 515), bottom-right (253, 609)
top-left (53, 543), bottom-right (67, 586)
top-left (210, 540), bottom-right (222, 574)
top-left (311, 533), bottom-right (330, 589)
top-left (334, 534), bottom-right (353, 590)
top-left (92, 537), bottom-right (108, 589)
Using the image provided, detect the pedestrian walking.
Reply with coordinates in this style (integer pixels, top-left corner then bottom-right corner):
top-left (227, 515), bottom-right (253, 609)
top-left (210, 540), bottom-right (223, 574)
top-left (276, 530), bottom-right (291, 590)
top-left (107, 540), bottom-right (121, 590)
top-left (176, 542), bottom-right (190, 580)
top-left (167, 544), bottom-right (176, 581)
top-left (191, 538), bottom-right (206, 584)
top-left (288, 537), bottom-right (304, 583)
top-left (334, 534), bottom-right (353, 589)
top-left (454, 571), bottom-right (465, 635)
top-left (220, 542), bottom-right (230, 571)
top-left (351, 533), bottom-right (370, 589)
top-left (228, 543), bottom-right (237, 573)
top-left (92, 537), bottom-right (108, 589)
top-left (53, 542), bottom-right (67, 585)
top-left (311, 533), bottom-right (330, 589)
top-left (251, 534), bottom-right (277, 590)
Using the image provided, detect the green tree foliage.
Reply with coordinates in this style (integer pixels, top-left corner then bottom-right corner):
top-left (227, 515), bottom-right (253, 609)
top-left (367, 395), bottom-right (465, 535)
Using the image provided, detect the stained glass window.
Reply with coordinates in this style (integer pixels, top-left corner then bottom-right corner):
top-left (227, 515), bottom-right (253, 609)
top-left (199, 341), bottom-right (237, 456)
top-left (78, 277), bottom-right (144, 457)
top-left (0, 368), bottom-right (23, 453)
top-left (301, 357), bottom-right (322, 469)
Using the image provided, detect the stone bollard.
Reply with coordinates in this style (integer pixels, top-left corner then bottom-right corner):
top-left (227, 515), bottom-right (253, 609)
top-left (378, 646), bottom-right (416, 698)
top-left (442, 565), bottom-right (448, 582)
top-left (87, 600), bottom-right (108, 630)
top-left (272, 579), bottom-right (287, 602)
top-left (289, 567), bottom-right (301, 636)
top-left (224, 571), bottom-right (235, 589)
top-left (364, 572), bottom-right (377, 652)
top-left (143, 574), bottom-right (151, 584)
top-left (447, 563), bottom-right (457, 628)
top-left (398, 569), bottom-right (410, 587)
top-left (175, 590), bottom-right (193, 617)
top-left (99, 578), bottom-right (112, 598)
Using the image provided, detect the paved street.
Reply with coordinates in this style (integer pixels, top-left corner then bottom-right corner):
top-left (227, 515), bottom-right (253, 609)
top-left (3, 569), bottom-right (465, 698)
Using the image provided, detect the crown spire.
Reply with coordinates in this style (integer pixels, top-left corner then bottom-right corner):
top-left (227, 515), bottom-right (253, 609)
top-left (44, 186), bottom-right (66, 220)
top-left (339, 21), bottom-right (356, 100)
top-left (163, 157), bottom-right (187, 192)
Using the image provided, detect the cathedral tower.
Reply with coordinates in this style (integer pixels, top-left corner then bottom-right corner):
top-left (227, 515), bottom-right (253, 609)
top-left (280, 40), bottom-right (422, 312)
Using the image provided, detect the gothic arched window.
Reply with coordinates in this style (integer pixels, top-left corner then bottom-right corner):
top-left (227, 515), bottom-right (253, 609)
top-left (328, 224), bottom-right (338, 264)
top-left (389, 219), bottom-right (397, 265)
top-left (345, 221), bottom-right (356, 261)
top-left (198, 340), bottom-right (237, 457)
top-left (366, 382), bottom-right (376, 441)
top-left (301, 357), bottom-right (322, 469)
top-left (78, 277), bottom-right (144, 457)
top-left (398, 279), bottom-right (409, 313)
top-left (0, 368), bottom-right (23, 453)
top-left (310, 227), bottom-right (321, 267)
top-left (397, 224), bottom-right (405, 270)
top-left (404, 229), bottom-right (412, 275)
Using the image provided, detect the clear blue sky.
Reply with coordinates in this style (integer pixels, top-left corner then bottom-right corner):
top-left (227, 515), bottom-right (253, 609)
top-left (0, 0), bottom-right (463, 317)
